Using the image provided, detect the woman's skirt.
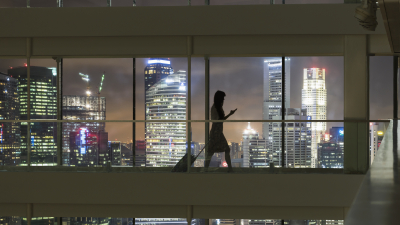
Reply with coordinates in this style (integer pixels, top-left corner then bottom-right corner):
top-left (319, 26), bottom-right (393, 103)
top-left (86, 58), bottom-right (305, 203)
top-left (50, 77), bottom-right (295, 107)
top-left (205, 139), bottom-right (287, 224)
top-left (208, 122), bottom-right (230, 154)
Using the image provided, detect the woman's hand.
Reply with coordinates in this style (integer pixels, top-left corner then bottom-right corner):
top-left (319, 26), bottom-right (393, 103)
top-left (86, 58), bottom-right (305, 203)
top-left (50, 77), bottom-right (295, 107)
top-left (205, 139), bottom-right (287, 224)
top-left (230, 108), bottom-right (237, 115)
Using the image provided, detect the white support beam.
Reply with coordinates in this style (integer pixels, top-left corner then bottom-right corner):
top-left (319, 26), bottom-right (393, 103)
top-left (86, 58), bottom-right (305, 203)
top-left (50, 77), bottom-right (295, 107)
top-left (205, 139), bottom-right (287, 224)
top-left (0, 5), bottom-right (385, 38)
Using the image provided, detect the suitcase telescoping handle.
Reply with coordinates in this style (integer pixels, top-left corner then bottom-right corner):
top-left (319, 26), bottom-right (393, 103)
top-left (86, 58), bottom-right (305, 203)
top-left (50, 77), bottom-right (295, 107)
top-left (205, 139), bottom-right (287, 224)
top-left (193, 139), bottom-right (210, 160)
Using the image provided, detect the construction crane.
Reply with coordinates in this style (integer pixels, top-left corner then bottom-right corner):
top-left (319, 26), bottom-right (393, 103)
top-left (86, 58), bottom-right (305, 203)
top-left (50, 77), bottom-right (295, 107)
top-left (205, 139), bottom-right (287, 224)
top-left (78, 72), bottom-right (106, 120)
top-left (97, 73), bottom-right (106, 120)
top-left (79, 73), bottom-right (91, 96)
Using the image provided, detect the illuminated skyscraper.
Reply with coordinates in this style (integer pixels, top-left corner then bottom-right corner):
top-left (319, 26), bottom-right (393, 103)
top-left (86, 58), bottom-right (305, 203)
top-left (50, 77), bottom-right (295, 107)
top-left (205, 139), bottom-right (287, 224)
top-left (301, 68), bottom-right (327, 168)
top-left (242, 123), bottom-right (268, 168)
top-left (69, 128), bottom-right (108, 167)
top-left (144, 58), bottom-right (173, 91)
top-left (263, 58), bottom-right (290, 140)
top-left (145, 69), bottom-right (186, 167)
top-left (8, 66), bottom-right (57, 166)
top-left (0, 73), bottom-right (20, 166)
top-left (272, 108), bottom-right (312, 168)
top-left (62, 95), bottom-right (106, 165)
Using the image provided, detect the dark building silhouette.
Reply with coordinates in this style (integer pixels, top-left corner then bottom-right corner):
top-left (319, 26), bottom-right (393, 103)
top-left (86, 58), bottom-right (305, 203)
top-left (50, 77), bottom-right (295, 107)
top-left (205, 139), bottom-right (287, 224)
top-left (109, 141), bottom-right (122, 166)
top-left (318, 127), bottom-right (344, 169)
top-left (135, 140), bottom-right (146, 167)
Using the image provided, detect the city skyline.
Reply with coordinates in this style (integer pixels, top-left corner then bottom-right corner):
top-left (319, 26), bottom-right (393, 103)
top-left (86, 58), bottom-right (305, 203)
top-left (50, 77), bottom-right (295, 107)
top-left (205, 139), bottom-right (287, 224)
top-left (0, 56), bottom-right (392, 145)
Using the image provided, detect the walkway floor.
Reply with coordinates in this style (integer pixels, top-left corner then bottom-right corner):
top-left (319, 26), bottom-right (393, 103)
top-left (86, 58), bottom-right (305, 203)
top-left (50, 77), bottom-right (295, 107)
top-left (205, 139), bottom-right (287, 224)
top-left (345, 120), bottom-right (400, 224)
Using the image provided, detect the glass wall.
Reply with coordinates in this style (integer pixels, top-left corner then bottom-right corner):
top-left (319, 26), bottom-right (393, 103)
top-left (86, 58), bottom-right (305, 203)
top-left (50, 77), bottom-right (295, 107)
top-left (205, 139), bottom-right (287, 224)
top-left (369, 56), bottom-right (393, 165)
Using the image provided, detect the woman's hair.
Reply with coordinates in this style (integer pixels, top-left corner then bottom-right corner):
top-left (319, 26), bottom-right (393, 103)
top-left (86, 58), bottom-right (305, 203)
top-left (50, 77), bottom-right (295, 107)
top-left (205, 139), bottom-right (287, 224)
top-left (214, 90), bottom-right (226, 119)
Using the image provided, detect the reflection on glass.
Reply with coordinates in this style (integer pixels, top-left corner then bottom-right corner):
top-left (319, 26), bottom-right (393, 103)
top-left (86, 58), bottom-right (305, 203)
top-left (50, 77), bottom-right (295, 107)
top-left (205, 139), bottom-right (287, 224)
top-left (369, 122), bottom-right (389, 165)
top-left (369, 56), bottom-right (393, 120)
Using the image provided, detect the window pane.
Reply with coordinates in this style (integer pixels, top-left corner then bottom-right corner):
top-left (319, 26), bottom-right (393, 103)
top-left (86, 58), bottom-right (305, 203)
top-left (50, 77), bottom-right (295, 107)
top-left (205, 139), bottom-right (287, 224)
top-left (9, 59), bottom-right (58, 166)
top-left (285, 57), bottom-right (344, 169)
top-left (137, 58), bottom-right (188, 168)
top-left (369, 56), bottom-right (393, 120)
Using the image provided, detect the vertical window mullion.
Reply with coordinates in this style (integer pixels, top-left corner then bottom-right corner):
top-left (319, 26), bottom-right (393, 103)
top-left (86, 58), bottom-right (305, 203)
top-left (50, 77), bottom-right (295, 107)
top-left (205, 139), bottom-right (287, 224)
top-left (282, 56), bottom-right (286, 168)
top-left (133, 58), bottom-right (136, 167)
top-left (205, 56), bottom-right (210, 167)
top-left (187, 36), bottom-right (193, 172)
top-left (26, 38), bottom-right (31, 167)
top-left (56, 57), bottom-right (62, 166)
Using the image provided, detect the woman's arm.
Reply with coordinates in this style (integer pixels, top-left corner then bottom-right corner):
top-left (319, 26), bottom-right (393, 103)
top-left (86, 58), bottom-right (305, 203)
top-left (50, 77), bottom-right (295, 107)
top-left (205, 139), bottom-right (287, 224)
top-left (221, 108), bottom-right (237, 120)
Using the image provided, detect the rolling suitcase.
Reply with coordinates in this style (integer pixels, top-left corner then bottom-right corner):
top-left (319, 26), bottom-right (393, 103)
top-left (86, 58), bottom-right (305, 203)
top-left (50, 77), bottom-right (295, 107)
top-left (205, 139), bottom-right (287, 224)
top-left (171, 142), bottom-right (208, 172)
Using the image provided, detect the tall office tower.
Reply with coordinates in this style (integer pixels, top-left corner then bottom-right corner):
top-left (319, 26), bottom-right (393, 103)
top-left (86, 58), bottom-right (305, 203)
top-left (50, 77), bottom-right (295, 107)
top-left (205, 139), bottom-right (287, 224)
top-left (108, 141), bottom-right (122, 166)
top-left (301, 68), bottom-right (327, 168)
top-left (135, 140), bottom-right (146, 167)
top-left (272, 108), bottom-right (312, 168)
top-left (145, 70), bottom-right (186, 167)
top-left (69, 129), bottom-right (108, 167)
top-left (144, 58), bottom-right (173, 91)
top-left (0, 73), bottom-right (20, 166)
top-left (263, 58), bottom-right (290, 141)
top-left (62, 95), bottom-right (106, 165)
top-left (8, 66), bottom-right (57, 166)
top-left (242, 123), bottom-right (267, 168)
top-left (249, 138), bottom-right (269, 168)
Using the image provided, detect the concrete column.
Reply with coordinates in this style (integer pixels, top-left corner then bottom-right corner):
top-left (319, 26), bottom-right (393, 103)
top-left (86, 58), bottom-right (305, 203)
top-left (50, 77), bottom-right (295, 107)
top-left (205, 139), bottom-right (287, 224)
top-left (344, 35), bottom-right (369, 174)
top-left (27, 203), bottom-right (33, 225)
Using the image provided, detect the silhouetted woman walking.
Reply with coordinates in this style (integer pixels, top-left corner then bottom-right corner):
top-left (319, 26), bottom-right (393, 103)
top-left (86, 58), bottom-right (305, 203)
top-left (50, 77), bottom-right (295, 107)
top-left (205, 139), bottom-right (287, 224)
top-left (205, 90), bottom-right (237, 172)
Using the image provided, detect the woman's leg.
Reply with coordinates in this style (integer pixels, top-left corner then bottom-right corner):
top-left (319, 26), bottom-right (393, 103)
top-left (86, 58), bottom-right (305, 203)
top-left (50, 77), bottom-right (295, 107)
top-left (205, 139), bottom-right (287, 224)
top-left (225, 150), bottom-right (233, 172)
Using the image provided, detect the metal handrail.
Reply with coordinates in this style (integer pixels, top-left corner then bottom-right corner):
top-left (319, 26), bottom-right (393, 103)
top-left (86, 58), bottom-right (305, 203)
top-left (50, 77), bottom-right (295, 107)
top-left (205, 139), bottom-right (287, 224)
top-left (0, 119), bottom-right (391, 123)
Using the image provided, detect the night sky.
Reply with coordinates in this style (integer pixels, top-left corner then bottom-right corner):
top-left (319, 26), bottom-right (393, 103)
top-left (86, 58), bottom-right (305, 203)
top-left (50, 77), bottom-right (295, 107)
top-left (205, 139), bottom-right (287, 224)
top-left (0, 0), bottom-right (394, 144)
